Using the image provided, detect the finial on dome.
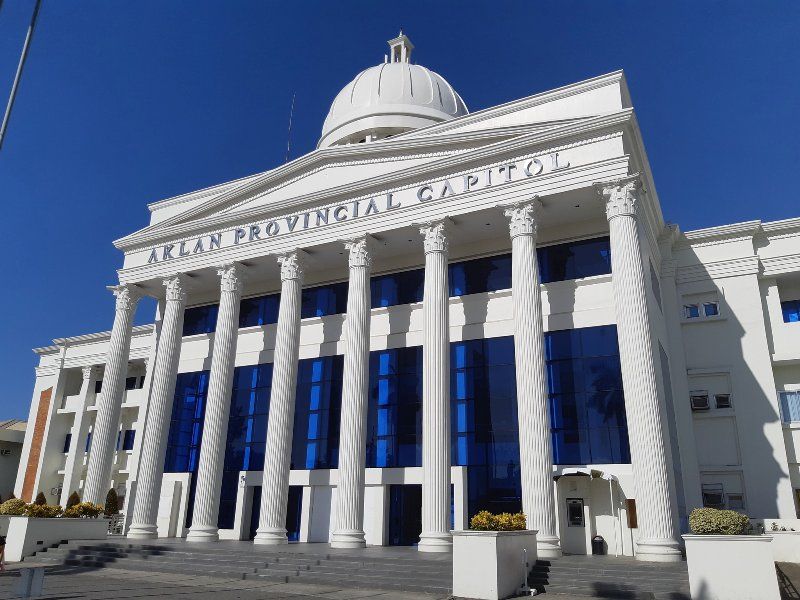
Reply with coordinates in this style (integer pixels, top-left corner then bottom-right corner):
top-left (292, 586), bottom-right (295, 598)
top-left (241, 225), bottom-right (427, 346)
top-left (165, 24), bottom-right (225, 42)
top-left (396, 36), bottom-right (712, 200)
top-left (387, 32), bottom-right (414, 64)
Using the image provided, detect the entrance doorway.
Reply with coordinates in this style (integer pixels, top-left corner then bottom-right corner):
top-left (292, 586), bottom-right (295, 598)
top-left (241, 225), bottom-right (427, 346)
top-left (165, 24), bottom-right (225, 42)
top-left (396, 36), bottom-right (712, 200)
top-left (388, 484), bottom-right (422, 546)
top-left (248, 486), bottom-right (262, 540)
top-left (286, 486), bottom-right (303, 542)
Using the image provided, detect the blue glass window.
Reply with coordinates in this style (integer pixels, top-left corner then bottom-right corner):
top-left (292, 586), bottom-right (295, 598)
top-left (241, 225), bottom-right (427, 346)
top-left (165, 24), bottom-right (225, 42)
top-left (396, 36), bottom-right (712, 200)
top-left (122, 430), bottom-right (136, 451)
top-left (63, 433), bottom-right (71, 453)
top-left (85, 432), bottom-right (92, 453)
top-left (538, 237), bottom-right (611, 284)
top-left (451, 337), bottom-right (522, 518)
top-left (366, 346), bottom-right (423, 468)
top-left (449, 255), bottom-right (512, 296)
top-left (218, 363), bottom-right (273, 529)
top-left (291, 356), bottom-right (344, 469)
top-left (301, 282), bottom-right (348, 319)
top-left (780, 391), bottom-right (800, 423)
top-left (371, 269), bottom-right (425, 308)
top-left (183, 304), bottom-right (219, 336)
top-left (546, 326), bottom-right (630, 465)
top-left (782, 300), bottom-right (800, 323)
top-left (164, 371), bottom-right (210, 473)
top-left (239, 294), bottom-right (280, 328)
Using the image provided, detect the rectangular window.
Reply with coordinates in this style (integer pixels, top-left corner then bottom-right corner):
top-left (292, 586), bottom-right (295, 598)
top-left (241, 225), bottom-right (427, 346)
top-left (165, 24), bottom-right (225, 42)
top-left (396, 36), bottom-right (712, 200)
top-left (566, 498), bottom-right (585, 527)
top-left (125, 376), bottom-right (142, 391)
top-left (122, 430), bottom-right (136, 451)
top-left (94, 380), bottom-right (103, 394)
top-left (702, 483), bottom-right (725, 508)
top-left (684, 304), bottom-right (700, 319)
top-left (301, 282), bottom-right (348, 319)
top-left (780, 391), bottom-right (800, 423)
top-left (690, 392), bottom-right (710, 411)
top-left (85, 432), bottom-right (92, 453)
top-left (449, 254), bottom-right (512, 296)
top-left (239, 293), bottom-right (280, 328)
top-left (291, 355), bottom-right (344, 469)
top-left (782, 300), bottom-right (800, 323)
top-left (727, 494), bottom-right (745, 510)
top-left (371, 268), bottom-right (425, 308)
top-left (164, 371), bottom-right (210, 473)
top-left (63, 433), bottom-right (72, 453)
top-left (703, 302), bottom-right (720, 317)
top-left (715, 394), bottom-right (732, 409)
top-left (183, 304), bottom-right (219, 336)
top-left (538, 236), bottom-right (611, 284)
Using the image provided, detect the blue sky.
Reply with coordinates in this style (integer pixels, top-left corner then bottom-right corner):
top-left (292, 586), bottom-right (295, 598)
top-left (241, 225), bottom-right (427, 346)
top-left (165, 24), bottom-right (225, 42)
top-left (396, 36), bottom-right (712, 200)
top-left (0, 1), bottom-right (797, 419)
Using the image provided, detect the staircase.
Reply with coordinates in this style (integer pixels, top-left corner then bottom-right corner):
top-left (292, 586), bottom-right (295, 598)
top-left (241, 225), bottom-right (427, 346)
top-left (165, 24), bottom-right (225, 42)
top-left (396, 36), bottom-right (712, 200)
top-left (529, 555), bottom-right (691, 599)
top-left (22, 539), bottom-right (453, 596)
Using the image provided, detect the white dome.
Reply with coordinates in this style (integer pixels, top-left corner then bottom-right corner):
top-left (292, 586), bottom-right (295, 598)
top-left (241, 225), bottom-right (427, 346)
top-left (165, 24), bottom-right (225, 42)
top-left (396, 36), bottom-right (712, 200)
top-left (318, 35), bottom-right (468, 148)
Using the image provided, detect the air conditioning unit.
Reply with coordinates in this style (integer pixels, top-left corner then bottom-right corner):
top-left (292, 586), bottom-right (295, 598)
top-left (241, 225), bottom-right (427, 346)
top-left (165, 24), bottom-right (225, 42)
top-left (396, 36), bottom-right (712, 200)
top-left (690, 392), bottom-right (710, 411)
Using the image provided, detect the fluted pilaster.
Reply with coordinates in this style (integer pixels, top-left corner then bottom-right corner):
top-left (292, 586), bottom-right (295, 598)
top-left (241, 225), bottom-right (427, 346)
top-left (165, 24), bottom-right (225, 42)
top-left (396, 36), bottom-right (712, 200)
top-left (503, 198), bottom-right (561, 558)
top-left (595, 175), bottom-right (681, 562)
top-left (128, 275), bottom-right (188, 539)
top-left (84, 284), bottom-right (141, 505)
top-left (187, 264), bottom-right (244, 542)
top-left (331, 236), bottom-right (373, 549)
top-left (418, 220), bottom-right (452, 553)
top-left (254, 251), bottom-right (305, 545)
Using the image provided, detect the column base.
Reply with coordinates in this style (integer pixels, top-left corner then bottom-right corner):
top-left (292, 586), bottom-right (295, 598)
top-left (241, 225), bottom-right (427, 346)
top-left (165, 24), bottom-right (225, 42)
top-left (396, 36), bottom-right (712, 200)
top-left (186, 524), bottom-right (220, 543)
top-left (635, 538), bottom-right (684, 562)
top-left (330, 529), bottom-right (366, 549)
top-left (536, 534), bottom-right (563, 559)
top-left (127, 523), bottom-right (158, 540)
top-left (253, 527), bottom-right (288, 545)
top-left (418, 532), bottom-right (452, 553)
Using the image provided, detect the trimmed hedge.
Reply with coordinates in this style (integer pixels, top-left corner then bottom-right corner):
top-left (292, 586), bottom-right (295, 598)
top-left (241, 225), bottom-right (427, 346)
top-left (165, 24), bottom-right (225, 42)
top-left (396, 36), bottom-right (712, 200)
top-left (63, 502), bottom-right (103, 519)
top-left (0, 498), bottom-right (27, 516)
top-left (689, 507), bottom-right (750, 535)
top-left (470, 510), bottom-right (528, 531)
top-left (25, 504), bottom-right (63, 518)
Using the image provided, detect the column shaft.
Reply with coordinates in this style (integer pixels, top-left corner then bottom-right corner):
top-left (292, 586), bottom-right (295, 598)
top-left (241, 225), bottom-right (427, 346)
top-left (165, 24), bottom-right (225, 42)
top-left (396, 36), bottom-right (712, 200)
top-left (597, 175), bottom-right (681, 562)
top-left (84, 285), bottom-right (140, 505)
top-left (418, 220), bottom-right (452, 553)
top-left (504, 199), bottom-right (562, 558)
top-left (331, 237), bottom-right (372, 548)
top-left (128, 275), bottom-right (187, 539)
top-left (187, 264), bottom-right (244, 541)
top-left (254, 252), bottom-right (304, 545)
top-left (60, 366), bottom-right (100, 506)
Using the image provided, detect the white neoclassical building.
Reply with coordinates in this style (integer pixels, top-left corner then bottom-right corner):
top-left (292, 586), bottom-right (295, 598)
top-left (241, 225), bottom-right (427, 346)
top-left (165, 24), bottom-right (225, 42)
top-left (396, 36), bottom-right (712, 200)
top-left (14, 34), bottom-right (800, 561)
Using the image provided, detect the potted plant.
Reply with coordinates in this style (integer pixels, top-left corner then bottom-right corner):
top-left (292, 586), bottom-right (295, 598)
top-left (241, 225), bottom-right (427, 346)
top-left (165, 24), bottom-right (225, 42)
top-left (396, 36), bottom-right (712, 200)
top-left (452, 511), bottom-right (537, 600)
top-left (683, 508), bottom-right (780, 600)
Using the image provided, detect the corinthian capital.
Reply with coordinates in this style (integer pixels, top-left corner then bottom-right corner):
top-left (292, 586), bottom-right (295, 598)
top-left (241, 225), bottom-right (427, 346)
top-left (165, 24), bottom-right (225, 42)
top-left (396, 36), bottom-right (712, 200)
top-left (501, 197), bottom-right (542, 239)
top-left (110, 284), bottom-right (142, 313)
top-left (163, 274), bottom-right (188, 303)
top-left (277, 250), bottom-right (306, 282)
top-left (418, 218), bottom-right (451, 254)
top-left (218, 263), bottom-right (244, 294)
top-left (594, 174), bottom-right (642, 221)
top-left (343, 236), bottom-right (373, 269)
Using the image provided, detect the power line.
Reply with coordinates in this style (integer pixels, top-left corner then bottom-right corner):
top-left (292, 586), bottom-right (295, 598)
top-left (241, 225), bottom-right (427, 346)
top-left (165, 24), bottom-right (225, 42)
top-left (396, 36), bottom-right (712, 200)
top-left (0, 0), bottom-right (42, 151)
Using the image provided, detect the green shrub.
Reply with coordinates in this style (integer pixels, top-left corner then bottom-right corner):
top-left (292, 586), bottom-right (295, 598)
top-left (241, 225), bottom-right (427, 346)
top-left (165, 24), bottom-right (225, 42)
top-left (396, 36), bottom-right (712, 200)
top-left (34, 492), bottom-right (47, 506)
top-left (65, 491), bottom-right (80, 510)
top-left (0, 498), bottom-right (27, 515)
top-left (689, 508), bottom-right (750, 535)
top-left (470, 510), bottom-right (528, 531)
top-left (24, 503), bottom-right (63, 518)
top-left (63, 502), bottom-right (103, 519)
top-left (104, 488), bottom-right (119, 516)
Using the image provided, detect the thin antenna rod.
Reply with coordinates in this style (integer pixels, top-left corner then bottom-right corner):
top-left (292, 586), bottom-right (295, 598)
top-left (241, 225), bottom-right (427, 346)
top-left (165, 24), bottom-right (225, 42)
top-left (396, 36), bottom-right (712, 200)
top-left (285, 92), bottom-right (296, 163)
top-left (0, 0), bottom-right (42, 151)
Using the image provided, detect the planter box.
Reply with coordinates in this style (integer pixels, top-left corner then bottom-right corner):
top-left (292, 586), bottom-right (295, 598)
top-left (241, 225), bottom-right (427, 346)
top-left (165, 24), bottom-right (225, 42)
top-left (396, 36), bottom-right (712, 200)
top-left (4, 517), bottom-right (109, 562)
top-left (768, 531), bottom-right (800, 563)
top-left (683, 534), bottom-right (780, 600)
top-left (0, 515), bottom-right (9, 536)
top-left (452, 530), bottom-right (537, 600)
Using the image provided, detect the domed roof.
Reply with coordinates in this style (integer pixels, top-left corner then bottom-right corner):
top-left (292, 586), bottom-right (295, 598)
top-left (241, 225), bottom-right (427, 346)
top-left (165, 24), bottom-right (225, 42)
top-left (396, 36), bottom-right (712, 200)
top-left (318, 34), bottom-right (468, 148)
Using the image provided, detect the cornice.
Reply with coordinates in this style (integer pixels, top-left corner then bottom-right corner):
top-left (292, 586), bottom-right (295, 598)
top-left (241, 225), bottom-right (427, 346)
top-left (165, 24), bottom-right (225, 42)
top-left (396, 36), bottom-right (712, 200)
top-left (33, 324), bottom-right (155, 355)
top-left (761, 217), bottom-right (800, 238)
top-left (679, 220), bottom-right (762, 248)
top-left (126, 123), bottom-right (565, 244)
top-left (675, 256), bottom-right (760, 284)
top-left (761, 253), bottom-right (800, 277)
top-left (116, 110), bottom-right (634, 252)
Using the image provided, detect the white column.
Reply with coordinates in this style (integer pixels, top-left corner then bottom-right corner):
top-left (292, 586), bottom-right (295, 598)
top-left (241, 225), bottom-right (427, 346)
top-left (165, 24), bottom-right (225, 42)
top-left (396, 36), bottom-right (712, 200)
top-left (595, 174), bottom-right (682, 562)
top-left (187, 264), bottom-right (244, 542)
top-left (418, 219), bottom-right (452, 553)
top-left (60, 365), bottom-right (101, 506)
top-left (128, 275), bottom-right (188, 539)
top-left (331, 236), bottom-right (372, 549)
top-left (83, 284), bottom-right (141, 505)
top-left (254, 251), bottom-right (305, 545)
top-left (503, 198), bottom-right (562, 558)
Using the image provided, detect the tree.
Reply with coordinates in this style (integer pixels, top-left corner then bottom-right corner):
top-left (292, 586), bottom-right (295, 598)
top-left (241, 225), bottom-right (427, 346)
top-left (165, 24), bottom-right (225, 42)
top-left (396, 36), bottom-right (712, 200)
top-left (104, 488), bottom-right (119, 516)
top-left (66, 491), bottom-right (80, 510)
top-left (34, 491), bottom-right (47, 505)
